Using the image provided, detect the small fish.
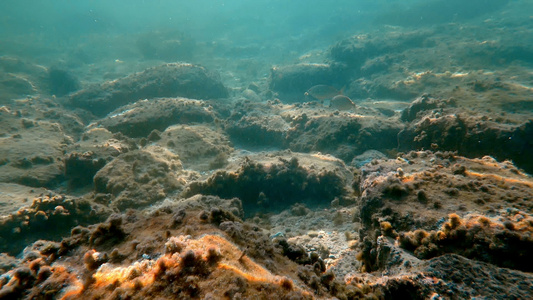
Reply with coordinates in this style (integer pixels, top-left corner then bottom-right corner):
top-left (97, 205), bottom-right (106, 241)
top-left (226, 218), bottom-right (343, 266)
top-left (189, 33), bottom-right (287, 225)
top-left (304, 85), bottom-right (341, 101)
top-left (330, 95), bottom-right (355, 111)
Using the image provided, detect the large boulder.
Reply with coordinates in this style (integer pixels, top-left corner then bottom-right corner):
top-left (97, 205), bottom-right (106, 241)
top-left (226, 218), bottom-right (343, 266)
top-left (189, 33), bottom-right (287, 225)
top-left (183, 151), bottom-right (354, 217)
top-left (398, 110), bottom-right (533, 174)
top-left (0, 109), bottom-right (69, 188)
top-left (154, 124), bottom-right (233, 171)
top-left (95, 97), bottom-right (217, 137)
top-left (93, 146), bottom-right (195, 210)
top-left (64, 127), bottom-right (134, 188)
top-left (69, 63), bottom-right (228, 116)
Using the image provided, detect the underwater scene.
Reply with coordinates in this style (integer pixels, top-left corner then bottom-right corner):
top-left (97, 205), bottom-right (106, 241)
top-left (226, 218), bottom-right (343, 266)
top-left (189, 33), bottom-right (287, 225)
top-left (0, 0), bottom-right (532, 299)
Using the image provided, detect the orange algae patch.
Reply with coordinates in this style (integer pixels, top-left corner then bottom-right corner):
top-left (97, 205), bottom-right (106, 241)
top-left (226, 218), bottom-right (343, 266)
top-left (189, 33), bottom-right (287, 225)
top-left (92, 260), bottom-right (156, 289)
top-left (218, 261), bottom-right (274, 283)
top-left (401, 175), bottom-right (415, 183)
top-left (204, 235), bottom-right (276, 282)
top-left (465, 171), bottom-right (533, 188)
top-left (83, 234), bottom-right (280, 293)
top-left (60, 281), bottom-right (83, 300)
top-left (55, 265), bottom-right (83, 300)
top-left (312, 152), bottom-right (340, 162)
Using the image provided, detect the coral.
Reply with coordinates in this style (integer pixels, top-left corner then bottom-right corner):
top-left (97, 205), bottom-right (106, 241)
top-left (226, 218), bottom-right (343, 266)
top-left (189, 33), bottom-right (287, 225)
top-left (380, 221), bottom-right (397, 238)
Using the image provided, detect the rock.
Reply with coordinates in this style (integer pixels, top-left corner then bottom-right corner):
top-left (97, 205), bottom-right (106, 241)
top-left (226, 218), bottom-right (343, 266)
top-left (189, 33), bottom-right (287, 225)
top-left (307, 231), bottom-right (319, 238)
top-left (0, 73), bottom-right (36, 104)
top-left (64, 152), bottom-right (109, 188)
top-left (398, 111), bottom-right (533, 174)
top-left (64, 128), bottom-right (133, 188)
top-left (242, 89), bottom-right (261, 102)
top-left (0, 114), bottom-right (68, 188)
top-left (0, 253), bottom-right (19, 274)
top-left (357, 150), bottom-right (533, 241)
top-left (329, 31), bottom-right (432, 70)
top-left (352, 235), bottom-right (533, 299)
top-left (0, 56), bottom-right (47, 104)
top-left (69, 63), bottom-right (228, 116)
top-left (0, 194), bottom-right (109, 256)
top-left (224, 99), bottom-right (297, 149)
top-left (225, 99), bottom-right (403, 162)
top-left (96, 97), bottom-right (217, 137)
top-left (47, 67), bottom-right (80, 96)
top-left (155, 125), bottom-right (233, 171)
top-left (183, 151), bottom-right (354, 217)
top-left (0, 183), bottom-right (48, 216)
top-left (350, 150), bottom-right (388, 168)
top-left (400, 95), bottom-right (448, 122)
top-left (287, 109), bottom-right (401, 162)
top-left (93, 146), bottom-right (194, 210)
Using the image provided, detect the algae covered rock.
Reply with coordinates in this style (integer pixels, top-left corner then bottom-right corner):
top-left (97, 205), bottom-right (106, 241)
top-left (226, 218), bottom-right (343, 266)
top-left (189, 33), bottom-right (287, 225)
top-left (96, 97), bottom-right (217, 138)
top-left (183, 151), bottom-right (354, 217)
top-left (155, 124), bottom-right (233, 171)
top-left (64, 127), bottom-right (134, 188)
top-left (0, 115), bottom-right (69, 188)
top-left (0, 194), bottom-right (108, 256)
top-left (398, 110), bottom-right (533, 174)
top-left (93, 145), bottom-right (195, 210)
top-left (69, 63), bottom-right (228, 116)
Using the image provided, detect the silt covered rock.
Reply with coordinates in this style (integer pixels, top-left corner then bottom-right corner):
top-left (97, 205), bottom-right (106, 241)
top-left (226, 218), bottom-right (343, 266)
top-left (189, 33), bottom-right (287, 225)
top-left (69, 63), bottom-right (228, 116)
top-left (95, 97), bottom-right (218, 138)
top-left (93, 145), bottom-right (195, 210)
top-left (183, 151), bottom-right (354, 217)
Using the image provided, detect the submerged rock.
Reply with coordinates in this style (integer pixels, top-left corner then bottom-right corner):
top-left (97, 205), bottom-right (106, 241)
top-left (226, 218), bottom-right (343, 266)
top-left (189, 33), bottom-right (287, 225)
top-left (155, 124), bottom-right (233, 171)
top-left (399, 109), bottom-right (533, 174)
top-left (356, 150), bottom-right (533, 276)
top-left (0, 113), bottom-right (68, 188)
top-left (96, 97), bottom-right (217, 138)
top-left (93, 145), bottom-right (195, 210)
top-left (225, 99), bottom-right (402, 162)
top-left (183, 151), bottom-right (354, 217)
top-left (0, 56), bottom-right (47, 104)
top-left (69, 63), bottom-right (228, 116)
top-left (0, 194), bottom-right (109, 256)
top-left (64, 127), bottom-right (134, 188)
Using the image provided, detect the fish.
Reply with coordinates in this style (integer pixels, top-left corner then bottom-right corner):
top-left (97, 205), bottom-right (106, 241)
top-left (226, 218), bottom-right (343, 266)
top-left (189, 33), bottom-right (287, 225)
top-left (304, 85), bottom-right (342, 101)
top-left (330, 95), bottom-right (355, 111)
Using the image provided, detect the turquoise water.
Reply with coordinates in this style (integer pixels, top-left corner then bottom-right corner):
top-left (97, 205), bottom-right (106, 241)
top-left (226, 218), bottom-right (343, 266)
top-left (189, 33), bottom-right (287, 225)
top-left (0, 0), bottom-right (514, 65)
top-left (2, 0), bottom-right (527, 91)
